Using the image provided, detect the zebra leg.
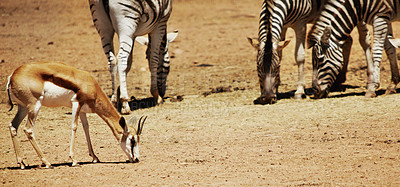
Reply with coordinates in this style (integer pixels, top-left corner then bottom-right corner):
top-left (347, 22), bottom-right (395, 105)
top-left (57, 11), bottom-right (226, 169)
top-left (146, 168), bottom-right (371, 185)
top-left (333, 36), bottom-right (353, 90)
top-left (384, 23), bottom-right (399, 94)
top-left (357, 22), bottom-right (373, 91)
top-left (366, 18), bottom-right (389, 97)
top-left (158, 30), bottom-right (171, 99)
top-left (89, 0), bottom-right (118, 106)
top-left (117, 34), bottom-right (135, 114)
top-left (148, 24), bottom-right (167, 104)
top-left (293, 24), bottom-right (306, 99)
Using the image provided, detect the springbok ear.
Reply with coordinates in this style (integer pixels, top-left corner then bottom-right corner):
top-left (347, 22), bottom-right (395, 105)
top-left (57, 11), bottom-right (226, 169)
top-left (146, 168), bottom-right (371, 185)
top-left (388, 38), bottom-right (400, 48)
top-left (321, 27), bottom-right (332, 47)
top-left (127, 116), bottom-right (137, 126)
top-left (247, 37), bottom-right (260, 49)
top-left (278, 40), bottom-right (291, 51)
top-left (119, 117), bottom-right (129, 133)
top-left (167, 30), bottom-right (179, 43)
top-left (135, 36), bottom-right (149, 45)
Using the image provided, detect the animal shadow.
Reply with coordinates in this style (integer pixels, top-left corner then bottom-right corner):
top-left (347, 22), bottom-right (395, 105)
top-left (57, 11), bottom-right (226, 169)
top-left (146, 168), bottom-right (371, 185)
top-left (3, 161), bottom-right (130, 170)
top-left (262, 84), bottom-right (397, 102)
top-left (128, 97), bottom-right (157, 111)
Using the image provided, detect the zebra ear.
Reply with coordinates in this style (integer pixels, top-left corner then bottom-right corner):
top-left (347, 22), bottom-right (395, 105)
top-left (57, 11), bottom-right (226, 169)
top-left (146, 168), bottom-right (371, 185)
top-left (167, 30), bottom-right (179, 43)
top-left (321, 27), bottom-right (332, 47)
top-left (388, 38), bottom-right (400, 48)
top-left (247, 37), bottom-right (260, 49)
top-left (135, 36), bottom-right (149, 46)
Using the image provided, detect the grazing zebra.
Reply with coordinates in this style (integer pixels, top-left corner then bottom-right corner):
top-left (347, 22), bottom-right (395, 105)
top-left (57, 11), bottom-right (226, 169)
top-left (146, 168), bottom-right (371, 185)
top-left (252, 0), bottom-right (370, 105)
top-left (308, 0), bottom-right (400, 98)
top-left (89, 0), bottom-right (172, 114)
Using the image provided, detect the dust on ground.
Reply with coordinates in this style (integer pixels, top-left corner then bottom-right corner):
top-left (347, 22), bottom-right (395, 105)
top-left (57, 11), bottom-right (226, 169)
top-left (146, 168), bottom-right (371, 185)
top-left (0, 0), bottom-right (399, 186)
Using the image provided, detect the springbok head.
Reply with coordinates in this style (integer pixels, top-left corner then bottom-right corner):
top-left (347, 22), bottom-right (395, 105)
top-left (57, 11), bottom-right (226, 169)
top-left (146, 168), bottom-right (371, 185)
top-left (120, 116), bottom-right (147, 163)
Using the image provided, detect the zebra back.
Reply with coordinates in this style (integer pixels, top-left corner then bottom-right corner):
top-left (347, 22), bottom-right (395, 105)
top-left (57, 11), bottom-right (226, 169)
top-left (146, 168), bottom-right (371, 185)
top-left (307, 0), bottom-right (392, 48)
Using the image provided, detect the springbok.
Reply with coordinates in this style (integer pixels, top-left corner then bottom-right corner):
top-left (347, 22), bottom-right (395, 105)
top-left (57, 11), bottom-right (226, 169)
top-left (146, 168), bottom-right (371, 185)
top-left (7, 62), bottom-right (146, 169)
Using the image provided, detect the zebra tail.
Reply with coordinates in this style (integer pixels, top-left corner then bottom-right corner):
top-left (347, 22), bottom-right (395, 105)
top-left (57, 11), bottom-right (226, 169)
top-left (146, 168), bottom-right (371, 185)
top-left (102, 0), bottom-right (111, 20)
top-left (7, 75), bottom-right (14, 112)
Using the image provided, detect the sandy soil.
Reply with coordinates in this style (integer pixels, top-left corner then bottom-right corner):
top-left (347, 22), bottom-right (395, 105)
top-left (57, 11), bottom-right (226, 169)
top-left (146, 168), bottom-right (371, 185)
top-left (1, 0), bottom-right (399, 186)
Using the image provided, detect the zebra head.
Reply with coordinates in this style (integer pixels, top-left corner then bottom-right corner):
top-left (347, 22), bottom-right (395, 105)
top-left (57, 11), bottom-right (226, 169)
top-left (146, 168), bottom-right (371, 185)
top-left (310, 27), bottom-right (344, 99)
top-left (249, 36), bottom-right (290, 104)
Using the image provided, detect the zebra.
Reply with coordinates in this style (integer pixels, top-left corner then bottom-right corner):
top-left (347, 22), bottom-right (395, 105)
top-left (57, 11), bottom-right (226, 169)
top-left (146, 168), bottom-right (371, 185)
top-left (308, 0), bottom-right (400, 98)
top-left (89, 0), bottom-right (172, 114)
top-left (252, 0), bottom-right (372, 105)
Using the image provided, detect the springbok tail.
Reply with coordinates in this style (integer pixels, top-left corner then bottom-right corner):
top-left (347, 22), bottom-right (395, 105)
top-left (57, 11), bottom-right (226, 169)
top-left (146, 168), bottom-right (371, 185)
top-left (7, 74), bottom-right (14, 111)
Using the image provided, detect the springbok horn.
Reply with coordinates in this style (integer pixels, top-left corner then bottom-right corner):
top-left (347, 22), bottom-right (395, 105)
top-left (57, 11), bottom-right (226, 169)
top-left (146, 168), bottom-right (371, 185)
top-left (137, 116), bottom-right (147, 135)
top-left (139, 116), bottom-right (147, 135)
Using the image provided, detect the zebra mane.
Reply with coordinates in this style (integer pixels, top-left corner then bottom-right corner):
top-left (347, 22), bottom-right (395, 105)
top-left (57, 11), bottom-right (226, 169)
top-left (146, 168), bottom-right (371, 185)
top-left (307, 0), bottom-right (347, 49)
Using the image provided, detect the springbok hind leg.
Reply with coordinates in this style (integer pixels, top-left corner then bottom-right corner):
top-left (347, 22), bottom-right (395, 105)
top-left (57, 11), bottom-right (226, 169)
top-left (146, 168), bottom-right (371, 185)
top-left (9, 105), bottom-right (28, 169)
top-left (69, 100), bottom-right (81, 166)
top-left (23, 100), bottom-right (52, 168)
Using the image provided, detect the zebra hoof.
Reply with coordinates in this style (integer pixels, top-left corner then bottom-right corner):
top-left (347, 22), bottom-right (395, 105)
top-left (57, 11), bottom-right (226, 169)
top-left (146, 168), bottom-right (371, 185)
top-left (364, 91), bottom-right (376, 98)
top-left (294, 93), bottom-right (305, 99)
top-left (120, 101), bottom-right (131, 115)
top-left (385, 87), bottom-right (396, 95)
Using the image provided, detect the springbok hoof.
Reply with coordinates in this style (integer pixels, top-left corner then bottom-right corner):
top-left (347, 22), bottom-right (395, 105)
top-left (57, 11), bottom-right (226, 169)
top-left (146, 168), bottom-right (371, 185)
top-left (19, 162), bottom-right (26, 170)
top-left (92, 157), bottom-right (100, 163)
top-left (71, 161), bottom-right (79, 167)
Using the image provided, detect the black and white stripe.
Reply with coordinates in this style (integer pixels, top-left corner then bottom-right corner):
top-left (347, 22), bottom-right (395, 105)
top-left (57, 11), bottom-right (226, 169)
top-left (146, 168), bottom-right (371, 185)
top-left (89, 0), bottom-right (172, 114)
top-left (308, 0), bottom-right (400, 98)
top-left (255, 0), bottom-right (326, 104)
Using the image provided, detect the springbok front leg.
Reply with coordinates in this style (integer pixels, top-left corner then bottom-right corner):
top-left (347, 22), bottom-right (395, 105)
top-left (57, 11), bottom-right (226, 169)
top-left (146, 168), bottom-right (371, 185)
top-left (9, 105), bottom-right (28, 169)
top-left (23, 98), bottom-right (52, 168)
top-left (79, 112), bottom-right (100, 163)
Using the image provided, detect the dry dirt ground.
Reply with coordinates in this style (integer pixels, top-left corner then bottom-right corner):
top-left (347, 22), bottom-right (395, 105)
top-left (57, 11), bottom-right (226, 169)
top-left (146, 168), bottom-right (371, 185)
top-left (1, 0), bottom-right (400, 186)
